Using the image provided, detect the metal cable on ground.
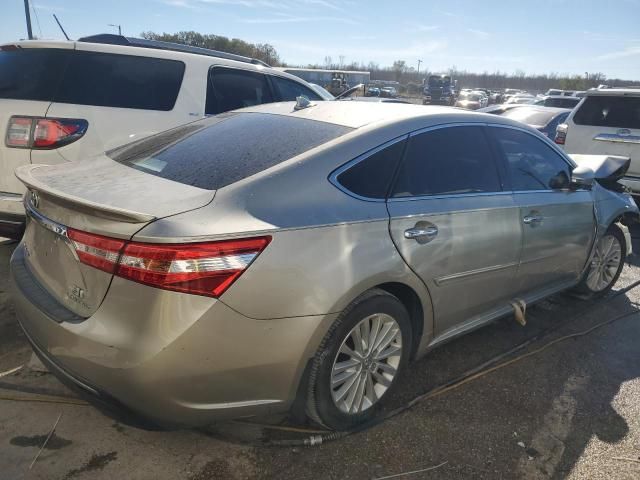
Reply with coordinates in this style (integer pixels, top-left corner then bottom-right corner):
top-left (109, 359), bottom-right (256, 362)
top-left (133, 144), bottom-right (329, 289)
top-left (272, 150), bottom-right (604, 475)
top-left (2, 281), bottom-right (640, 444)
top-left (261, 279), bottom-right (640, 447)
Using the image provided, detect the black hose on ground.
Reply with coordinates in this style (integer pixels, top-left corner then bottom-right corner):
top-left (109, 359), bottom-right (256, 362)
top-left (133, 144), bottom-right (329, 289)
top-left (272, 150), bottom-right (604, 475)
top-left (261, 279), bottom-right (640, 447)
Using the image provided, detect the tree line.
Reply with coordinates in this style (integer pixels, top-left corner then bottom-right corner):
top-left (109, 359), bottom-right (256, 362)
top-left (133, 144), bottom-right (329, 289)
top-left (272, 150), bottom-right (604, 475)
top-left (140, 32), bottom-right (638, 93)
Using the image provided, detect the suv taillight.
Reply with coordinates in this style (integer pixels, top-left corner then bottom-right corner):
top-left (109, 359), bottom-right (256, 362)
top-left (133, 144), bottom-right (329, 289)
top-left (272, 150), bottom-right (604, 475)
top-left (67, 228), bottom-right (271, 298)
top-left (555, 123), bottom-right (568, 145)
top-left (6, 116), bottom-right (88, 149)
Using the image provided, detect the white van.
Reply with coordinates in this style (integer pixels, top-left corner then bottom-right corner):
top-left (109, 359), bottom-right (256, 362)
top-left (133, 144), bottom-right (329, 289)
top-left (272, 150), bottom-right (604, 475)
top-left (0, 34), bottom-right (326, 238)
top-left (556, 88), bottom-right (640, 193)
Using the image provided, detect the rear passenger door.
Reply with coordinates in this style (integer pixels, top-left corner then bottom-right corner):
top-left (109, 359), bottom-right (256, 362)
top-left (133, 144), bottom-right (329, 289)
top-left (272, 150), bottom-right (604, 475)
top-left (387, 125), bottom-right (522, 336)
top-left (205, 67), bottom-right (274, 115)
top-left (488, 125), bottom-right (595, 296)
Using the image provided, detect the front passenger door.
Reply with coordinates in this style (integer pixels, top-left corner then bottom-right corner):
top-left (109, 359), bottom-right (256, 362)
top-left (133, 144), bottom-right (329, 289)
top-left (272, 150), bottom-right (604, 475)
top-left (387, 125), bottom-right (522, 336)
top-left (488, 126), bottom-right (595, 296)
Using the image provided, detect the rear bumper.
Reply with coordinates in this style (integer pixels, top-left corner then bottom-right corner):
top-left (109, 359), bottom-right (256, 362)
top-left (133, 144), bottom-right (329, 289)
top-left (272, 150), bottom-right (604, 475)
top-left (0, 193), bottom-right (25, 239)
top-left (10, 243), bottom-right (332, 428)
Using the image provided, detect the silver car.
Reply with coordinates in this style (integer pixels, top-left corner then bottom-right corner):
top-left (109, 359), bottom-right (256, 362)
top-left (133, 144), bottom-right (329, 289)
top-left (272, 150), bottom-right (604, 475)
top-left (10, 101), bottom-right (639, 430)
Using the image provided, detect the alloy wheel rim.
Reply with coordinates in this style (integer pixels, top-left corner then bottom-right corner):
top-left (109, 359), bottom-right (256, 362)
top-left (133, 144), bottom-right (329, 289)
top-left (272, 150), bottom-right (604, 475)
top-left (330, 313), bottom-right (402, 415)
top-left (586, 234), bottom-right (622, 292)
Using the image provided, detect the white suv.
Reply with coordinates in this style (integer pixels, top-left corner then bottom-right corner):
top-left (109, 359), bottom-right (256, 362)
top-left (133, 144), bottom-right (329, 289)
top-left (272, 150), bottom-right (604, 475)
top-left (556, 88), bottom-right (640, 193)
top-left (0, 34), bottom-right (325, 238)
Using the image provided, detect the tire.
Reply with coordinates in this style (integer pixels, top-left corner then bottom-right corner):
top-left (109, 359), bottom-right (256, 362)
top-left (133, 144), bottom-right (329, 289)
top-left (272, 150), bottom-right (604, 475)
top-left (305, 289), bottom-right (412, 430)
top-left (575, 225), bottom-right (626, 298)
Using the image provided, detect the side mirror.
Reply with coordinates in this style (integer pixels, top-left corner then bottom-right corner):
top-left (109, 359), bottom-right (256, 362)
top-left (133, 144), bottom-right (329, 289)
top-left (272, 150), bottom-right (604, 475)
top-left (570, 165), bottom-right (595, 189)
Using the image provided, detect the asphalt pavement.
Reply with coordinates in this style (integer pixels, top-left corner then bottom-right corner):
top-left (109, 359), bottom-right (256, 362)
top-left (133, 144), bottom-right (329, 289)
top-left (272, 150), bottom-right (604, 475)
top-left (1, 228), bottom-right (640, 480)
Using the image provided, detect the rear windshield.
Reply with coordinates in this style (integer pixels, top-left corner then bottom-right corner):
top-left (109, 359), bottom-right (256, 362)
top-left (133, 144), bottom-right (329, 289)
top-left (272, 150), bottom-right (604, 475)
top-left (573, 95), bottom-right (640, 129)
top-left (0, 48), bottom-right (185, 110)
top-left (110, 113), bottom-right (353, 190)
top-left (0, 49), bottom-right (69, 101)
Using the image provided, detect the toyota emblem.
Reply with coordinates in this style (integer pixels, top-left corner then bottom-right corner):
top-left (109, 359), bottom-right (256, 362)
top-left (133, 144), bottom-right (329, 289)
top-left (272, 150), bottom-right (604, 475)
top-left (29, 190), bottom-right (40, 209)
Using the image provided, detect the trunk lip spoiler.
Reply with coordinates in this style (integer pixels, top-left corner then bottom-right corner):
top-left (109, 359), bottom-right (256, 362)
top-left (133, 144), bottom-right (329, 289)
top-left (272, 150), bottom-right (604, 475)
top-left (15, 165), bottom-right (156, 224)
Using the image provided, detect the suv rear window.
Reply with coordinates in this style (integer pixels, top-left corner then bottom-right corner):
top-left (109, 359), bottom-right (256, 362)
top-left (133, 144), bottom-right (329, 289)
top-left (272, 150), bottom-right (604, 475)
top-left (0, 49), bottom-right (69, 101)
top-left (0, 48), bottom-right (185, 111)
top-left (110, 113), bottom-right (353, 190)
top-left (55, 51), bottom-right (185, 111)
top-left (573, 95), bottom-right (640, 129)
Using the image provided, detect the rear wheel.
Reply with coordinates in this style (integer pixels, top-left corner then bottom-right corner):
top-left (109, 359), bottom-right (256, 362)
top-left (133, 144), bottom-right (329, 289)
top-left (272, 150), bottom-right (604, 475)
top-left (305, 289), bottom-right (411, 430)
top-left (576, 225), bottom-right (626, 297)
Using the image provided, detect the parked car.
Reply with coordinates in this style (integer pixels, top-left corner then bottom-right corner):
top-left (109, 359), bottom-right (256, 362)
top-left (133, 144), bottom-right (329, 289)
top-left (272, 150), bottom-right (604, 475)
top-left (366, 86), bottom-right (381, 97)
top-left (556, 88), bottom-right (640, 193)
top-left (533, 95), bottom-right (581, 108)
top-left (505, 95), bottom-right (537, 105)
top-left (0, 34), bottom-right (324, 239)
top-left (11, 101), bottom-right (637, 430)
top-left (544, 89), bottom-right (575, 97)
top-left (454, 91), bottom-right (485, 109)
top-left (380, 86), bottom-right (398, 98)
top-left (498, 106), bottom-right (572, 137)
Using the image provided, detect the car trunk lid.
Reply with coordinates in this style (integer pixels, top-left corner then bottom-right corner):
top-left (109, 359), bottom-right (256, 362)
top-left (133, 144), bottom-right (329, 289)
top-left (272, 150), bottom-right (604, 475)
top-left (15, 156), bottom-right (214, 317)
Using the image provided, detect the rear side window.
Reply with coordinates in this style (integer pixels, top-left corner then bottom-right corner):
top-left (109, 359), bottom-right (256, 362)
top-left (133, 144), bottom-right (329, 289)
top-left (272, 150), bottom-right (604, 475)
top-left (490, 127), bottom-right (571, 191)
top-left (111, 113), bottom-right (353, 190)
top-left (391, 126), bottom-right (501, 197)
top-left (206, 67), bottom-right (274, 114)
top-left (545, 97), bottom-right (579, 108)
top-left (0, 49), bottom-right (70, 101)
top-left (336, 139), bottom-right (406, 199)
top-left (573, 95), bottom-right (640, 129)
top-left (54, 51), bottom-right (185, 111)
top-left (271, 76), bottom-right (322, 101)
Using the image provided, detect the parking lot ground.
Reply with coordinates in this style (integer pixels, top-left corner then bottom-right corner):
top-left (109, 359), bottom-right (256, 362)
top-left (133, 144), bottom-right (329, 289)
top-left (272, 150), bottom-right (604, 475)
top-left (2, 228), bottom-right (640, 480)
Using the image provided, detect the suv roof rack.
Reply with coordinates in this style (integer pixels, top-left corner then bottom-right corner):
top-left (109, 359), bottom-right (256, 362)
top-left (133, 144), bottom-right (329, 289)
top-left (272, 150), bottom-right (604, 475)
top-left (77, 34), bottom-right (271, 67)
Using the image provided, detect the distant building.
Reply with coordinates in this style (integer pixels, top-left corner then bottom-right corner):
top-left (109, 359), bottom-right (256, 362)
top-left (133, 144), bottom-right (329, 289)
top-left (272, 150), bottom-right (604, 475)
top-left (277, 68), bottom-right (371, 87)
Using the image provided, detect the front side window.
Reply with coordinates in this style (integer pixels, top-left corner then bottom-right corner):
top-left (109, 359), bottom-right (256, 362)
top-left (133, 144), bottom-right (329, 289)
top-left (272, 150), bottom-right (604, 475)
top-left (490, 127), bottom-right (571, 191)
top-left (391, 126), bottom-right (501, 198)
top-left (271, 76), bottom-right (322, 102)
top-left (206, 67), bottom-right (273, 114)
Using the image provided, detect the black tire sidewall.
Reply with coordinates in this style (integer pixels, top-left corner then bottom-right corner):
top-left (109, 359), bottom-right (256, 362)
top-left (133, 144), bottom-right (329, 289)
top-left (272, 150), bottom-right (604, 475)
top-left (309, 292), bottom-right (411, 430)
top-left (578, 225), bottom-right (626, 297)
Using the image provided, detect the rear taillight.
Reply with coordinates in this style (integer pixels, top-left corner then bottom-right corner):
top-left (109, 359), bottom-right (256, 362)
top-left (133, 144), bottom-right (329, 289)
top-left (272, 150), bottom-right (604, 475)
top-left (6, 116), bottom-right (88, 149)
top-left (67, 228), bottom-right (271, 298)
top-left (555, 123), bottom-right (568, 145)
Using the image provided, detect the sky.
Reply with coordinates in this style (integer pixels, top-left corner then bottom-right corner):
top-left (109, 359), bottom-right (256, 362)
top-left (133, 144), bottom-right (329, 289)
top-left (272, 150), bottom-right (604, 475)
top-left (3, 0), bottom-right (640, 79)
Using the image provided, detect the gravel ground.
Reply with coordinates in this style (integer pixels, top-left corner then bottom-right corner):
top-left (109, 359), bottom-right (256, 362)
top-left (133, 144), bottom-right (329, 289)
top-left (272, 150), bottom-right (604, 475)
top-left (1, 226), bottom-right (640, 480)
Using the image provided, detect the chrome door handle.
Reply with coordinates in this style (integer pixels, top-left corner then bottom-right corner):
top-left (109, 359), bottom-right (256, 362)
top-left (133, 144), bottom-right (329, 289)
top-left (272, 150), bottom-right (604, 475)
top-left (404, 226), bottom-right (438, 241)
top-left (523, 215), bottom-right (543, 225)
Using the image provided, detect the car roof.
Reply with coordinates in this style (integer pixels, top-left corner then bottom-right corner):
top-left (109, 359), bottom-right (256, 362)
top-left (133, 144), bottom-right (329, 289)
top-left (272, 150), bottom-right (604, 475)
top-left (240, 101), bottom-right (532, 130)
top-left (585, 88), bottom-right (640, 97)
top-left (0, 38), bottom-right (305, 83)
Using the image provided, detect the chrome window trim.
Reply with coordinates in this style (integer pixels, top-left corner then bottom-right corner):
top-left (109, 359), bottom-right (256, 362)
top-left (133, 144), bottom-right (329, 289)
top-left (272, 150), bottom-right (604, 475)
top-left (331, 121), bottom-right (579, 204)
top-left (328, 134), bottom-right (409, 203)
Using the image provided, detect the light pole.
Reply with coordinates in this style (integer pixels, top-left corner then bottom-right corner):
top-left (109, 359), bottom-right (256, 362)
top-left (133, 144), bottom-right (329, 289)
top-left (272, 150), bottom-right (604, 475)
top-left (109, 24), bottom-right (122, 35)
top-left (417, 59), bottom-right (422, 75)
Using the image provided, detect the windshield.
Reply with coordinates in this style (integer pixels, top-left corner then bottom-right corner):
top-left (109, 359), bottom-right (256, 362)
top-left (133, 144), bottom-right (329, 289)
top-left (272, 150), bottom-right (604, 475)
top-left (502, 108), bottom-right (561, 126)
top-left (459, 92), bottom-right (481, 101)
top-left (428, 76), bottom-right (451, 87)
top-left (110, 113), bottom-right (353, 190)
